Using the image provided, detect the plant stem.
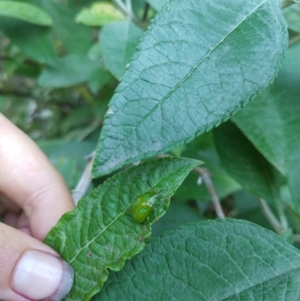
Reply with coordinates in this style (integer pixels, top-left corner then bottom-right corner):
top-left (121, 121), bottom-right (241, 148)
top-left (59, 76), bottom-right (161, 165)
top-left (194, 167), bottom-right (225, 219)
top-left (142, 3), bottom-right (150, 22)
top-left (289, 34), bottom-right (300, 46)
top-left (112, 0), bottom-right (138, 22)
top-left (293, 234), bottom-right (300, 243)
top-left (282, 0), bottom-right (299, 9)
top-left (258, 198), bottom-right (283, 233)
top-left (125, 0), bottom-right (132, 14)
top-left (72, 152), bottom-right (95, 205)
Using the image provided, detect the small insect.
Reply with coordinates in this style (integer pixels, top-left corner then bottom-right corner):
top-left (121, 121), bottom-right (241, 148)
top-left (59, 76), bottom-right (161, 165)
top-left (131, 182), bottom-right (161, 224)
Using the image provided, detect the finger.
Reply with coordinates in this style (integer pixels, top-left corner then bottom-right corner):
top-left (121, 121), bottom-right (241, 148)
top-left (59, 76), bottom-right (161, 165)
top-left (0, 192), bottom-right (21, 214)
top-left (3, 211), bottom-right (19, 228)
top-left (0, 113), bottom-right (74, 240)
top-left (0, 202), bottom-right (6, 216)
top-left (16, 211), bottom-right (32, 236)
top-left (0, 223), bottom-right (73, 301)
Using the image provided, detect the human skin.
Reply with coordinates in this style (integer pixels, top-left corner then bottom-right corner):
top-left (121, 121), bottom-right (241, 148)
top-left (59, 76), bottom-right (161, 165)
top-left (0, 113), bottom-right (74, 301)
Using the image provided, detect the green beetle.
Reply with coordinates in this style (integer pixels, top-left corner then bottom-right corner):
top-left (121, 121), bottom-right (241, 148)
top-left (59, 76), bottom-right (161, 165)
top-left (131, 190), bottom-right (159, 224)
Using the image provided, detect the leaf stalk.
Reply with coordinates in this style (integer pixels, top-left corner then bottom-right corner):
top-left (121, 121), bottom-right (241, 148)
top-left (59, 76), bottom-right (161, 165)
top-left (72, 152), bottom-right (95, 205)
top-left (258, 198), bottom-right (283, 233)
top-left (194, 167), bottom-right (225, 219)
top-left (282, 0), bottom-right (299, 9)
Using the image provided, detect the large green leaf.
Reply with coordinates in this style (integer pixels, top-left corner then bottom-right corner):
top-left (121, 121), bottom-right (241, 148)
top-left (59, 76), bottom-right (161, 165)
top-left (0, 1), bottom-right (53, 26)
top-left (45, 157), bottom-right (200, 301)
top-left (214, 122), bottom-right (282, 204)
top-left (232, 44), bottom-right (300, 211)
top-left (94, 219), bottom-right (300, 301)
top-left (100, 21), bottom-right (144, 80)
top-left (92, 0), bottom-right (288, 177)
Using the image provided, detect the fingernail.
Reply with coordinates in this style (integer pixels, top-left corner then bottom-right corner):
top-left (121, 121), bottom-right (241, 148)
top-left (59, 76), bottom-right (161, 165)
top-left (12, 250), bottom-right (74, 301)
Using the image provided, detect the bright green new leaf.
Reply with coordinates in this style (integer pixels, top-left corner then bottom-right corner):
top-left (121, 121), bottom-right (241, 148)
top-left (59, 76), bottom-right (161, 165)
top-left (233, 44), bottom-right (300, 212)
top-left (75, 2), bottom-right (125, 27)
top-left (93, 0), bottom-right (288, 177)
top-left (0, 1), bottom-right (52, 26)
top-left (45, 157), bottom-right (201, 301)
top-left (214, 122), bottom-right (283, 204)
top-left (94, 219), bottom-right (300, 301)
top-left (100, 21), bottom-right (144, 80)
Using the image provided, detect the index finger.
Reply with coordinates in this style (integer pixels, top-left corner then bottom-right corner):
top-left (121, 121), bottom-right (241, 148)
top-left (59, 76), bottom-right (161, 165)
top-left (0, 113), bottom-right (74, 240)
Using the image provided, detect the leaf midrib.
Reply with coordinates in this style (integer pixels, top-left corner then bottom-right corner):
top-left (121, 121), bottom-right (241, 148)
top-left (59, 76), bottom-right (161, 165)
top-left (109, 0), bottom-right (268, 155)
top-left (68, 202), bottom-right (134, 263)
top-left (220, 265), bottom-right (300, 301)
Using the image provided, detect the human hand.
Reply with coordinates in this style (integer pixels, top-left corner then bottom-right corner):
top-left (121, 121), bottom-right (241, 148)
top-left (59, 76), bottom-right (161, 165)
top-left (0, 113), bottom-right (75, 301)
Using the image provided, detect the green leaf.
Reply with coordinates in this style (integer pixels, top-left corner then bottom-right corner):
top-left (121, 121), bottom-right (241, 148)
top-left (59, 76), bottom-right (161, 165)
top-left (100, 21), bottom-right (144, 80)
top-left (93, 0), bottom-right (288, 177)
top-left (38, 54), bottom-right (101, 88)
top-left (174, 132), bottom-right (240, 202)
top-left (0, 1), bottom-right (53, 26)
top-left (39, 140), bottom-right (96, 189)
top-left (0, 18), bottom-right (58, 65)
top-left (75, 2), bottom-right (125, 27)
top-left (232, 44), bottom-right (300, 211)
top-left (214, 121), bottom-right (282, 203)
top-left (152, 200), bottom-right (203, 236)
top-left (94, 219), bottom-right (300, 301)
top-left (146, 0), bottom-right (169, 11)
top-left (284, 3), bottom-right (300, 33)
top-left (88, 68), bottom-right (115, 94)
top-left (45, 157), bottom-right (201, 301)
top-left (39, 1), bottom-right (93, 55)
top-left (232, 190), bottom-right (274, 230)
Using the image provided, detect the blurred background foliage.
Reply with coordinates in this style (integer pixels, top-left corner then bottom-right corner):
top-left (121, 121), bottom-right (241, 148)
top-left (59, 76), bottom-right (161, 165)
top-left (1, 0), bottom-right (300, 238)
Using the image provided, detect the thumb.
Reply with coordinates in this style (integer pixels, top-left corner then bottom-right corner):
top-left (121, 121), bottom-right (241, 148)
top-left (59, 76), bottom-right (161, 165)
top-left (0, 223), bottom-right (73, 301)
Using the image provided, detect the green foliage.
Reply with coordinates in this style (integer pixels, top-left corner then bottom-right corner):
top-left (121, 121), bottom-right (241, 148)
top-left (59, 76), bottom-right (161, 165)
top-left (2, 0), bottom-right (300, 300)
top-left (45, 157), bottom-right (200, 300)
top-left (0, 1), bottom-right (53, 26)
top-left (284, 3), bottom-right (300, 32)
top-left (100, 21), bottom-right (144, 80)
top-left (39, 140), bottom-right (96, 189)
top-left (232, 44), bottom-right (300, 212)
top-left (95, 220), bottom-right (300, 301)
top-left (146, 0), bottom-right (169, 11)
top-left (76, 2), bottom-right (125, 26)
top-left (92, 0), bottom-right (288, 177)
top-left (214, 121), bottom-right (282, 204)
top-left (174, 132), bottom-right (240, 202)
